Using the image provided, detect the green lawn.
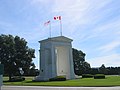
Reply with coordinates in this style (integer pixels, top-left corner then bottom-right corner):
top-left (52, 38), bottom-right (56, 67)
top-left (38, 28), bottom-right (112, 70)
top-left (3, 76), bottom-right (120, 87)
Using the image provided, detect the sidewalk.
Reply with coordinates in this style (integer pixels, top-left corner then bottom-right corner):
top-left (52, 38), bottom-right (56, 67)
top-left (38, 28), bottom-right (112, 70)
top-left (2, 86), bottom-right (120, 90)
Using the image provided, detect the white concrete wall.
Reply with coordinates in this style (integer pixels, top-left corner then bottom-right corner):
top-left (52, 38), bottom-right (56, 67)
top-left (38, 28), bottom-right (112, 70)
top-left (56, 46), bottom-right (70, 79)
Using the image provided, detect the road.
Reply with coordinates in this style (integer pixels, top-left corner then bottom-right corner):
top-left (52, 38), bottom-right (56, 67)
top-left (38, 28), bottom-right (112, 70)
top-left (1, 86), bottom-right (120, 90)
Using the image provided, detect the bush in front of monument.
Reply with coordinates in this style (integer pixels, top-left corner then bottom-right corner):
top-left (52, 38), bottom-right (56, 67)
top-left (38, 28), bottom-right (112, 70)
top-left (94, 74), bottom-right (105, 79)
top-left (82, 74), bottom-right (93, 78)
top-left (9, 76), bottom-right (25, 82)
top-left (49, 76), bottom-right (66, 81)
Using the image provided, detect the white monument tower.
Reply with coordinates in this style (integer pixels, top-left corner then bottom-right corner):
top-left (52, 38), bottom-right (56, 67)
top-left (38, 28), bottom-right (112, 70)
top-left (35, 36), bottom-right (75, 81)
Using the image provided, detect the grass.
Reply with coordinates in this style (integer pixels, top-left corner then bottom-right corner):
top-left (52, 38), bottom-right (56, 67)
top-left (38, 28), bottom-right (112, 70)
top-left (3, 75), bottom-right (120, 87)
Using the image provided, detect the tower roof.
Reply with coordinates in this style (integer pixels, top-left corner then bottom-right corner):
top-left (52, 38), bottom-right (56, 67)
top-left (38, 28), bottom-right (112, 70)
top-left (39, 36), bottom-right (73, 43)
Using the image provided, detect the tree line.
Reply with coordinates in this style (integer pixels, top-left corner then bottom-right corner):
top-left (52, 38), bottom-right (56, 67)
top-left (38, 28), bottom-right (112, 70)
top-left (90, 64), bottom-right (120, 75)
top-left (73, 49), bottom-right (120, 75)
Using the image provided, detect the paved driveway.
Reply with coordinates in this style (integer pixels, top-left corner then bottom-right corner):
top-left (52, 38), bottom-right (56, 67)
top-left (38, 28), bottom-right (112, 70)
top-left (1, 86), bottom-right (120, 90)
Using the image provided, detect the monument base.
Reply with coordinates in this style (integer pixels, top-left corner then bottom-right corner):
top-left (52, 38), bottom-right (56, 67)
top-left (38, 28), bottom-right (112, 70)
top-left (33, 76), bottom-right (49, 81)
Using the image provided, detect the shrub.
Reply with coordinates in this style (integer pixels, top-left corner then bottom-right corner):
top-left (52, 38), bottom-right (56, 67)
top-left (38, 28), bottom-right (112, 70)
top-left (94, 74), bottom-right (105, 79)
top-left (9, 76), bottom-right (25, 82)
top-left (82, 74), bottom-right (93, 78)
top-left (49, 76), bottom-right (66, 81)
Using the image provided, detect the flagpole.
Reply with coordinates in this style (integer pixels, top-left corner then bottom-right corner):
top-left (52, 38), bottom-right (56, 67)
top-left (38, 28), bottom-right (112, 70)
top-left (60, 19), bottom-right (62, 36)
top-left (49, 21), bottom-right (51, 38)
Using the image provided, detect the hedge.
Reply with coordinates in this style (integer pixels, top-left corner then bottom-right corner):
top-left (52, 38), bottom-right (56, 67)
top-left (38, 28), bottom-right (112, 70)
top-left (49, 76), bottom-right (66, 81)
top-left (9, 76), bottom-right (25, 82)
top-left (82, 74), bottom-right (93, 78)
top-left (94, 74), bottom-right (105, 79)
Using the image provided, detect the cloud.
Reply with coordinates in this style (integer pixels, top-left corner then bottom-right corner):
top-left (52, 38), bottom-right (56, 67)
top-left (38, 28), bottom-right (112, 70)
top-left (98, 40), bottom-right (120, 53)
top-left (51, 0), bottom-right (91, 26)
top-left (52, 0), bottom-right (90, 12)
top-left (0, 21), bottom-right (13, 27)
top-left (48, 0), bottom-right (115, 39)
top-left (30, 0), bottom-right (48, 4)
top-left (88, 53), bottom-right (120, 67)
top-left (0, 21), bottom-right (18, 34)
top-left (51, 0), bottom-right (113, 23)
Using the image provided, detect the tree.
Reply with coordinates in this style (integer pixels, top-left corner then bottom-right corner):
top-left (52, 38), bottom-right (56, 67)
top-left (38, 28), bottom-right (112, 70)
top-left (72, 48), bottom-right (91, 75)
top-left (99, 64), bottom-right (107, 74)
top-left (0, 34), bottom-right (35, 80)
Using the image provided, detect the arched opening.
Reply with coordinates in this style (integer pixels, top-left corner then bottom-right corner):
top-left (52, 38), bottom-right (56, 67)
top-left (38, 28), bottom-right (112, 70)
top-left (55, 46), bottom-right (70, 79)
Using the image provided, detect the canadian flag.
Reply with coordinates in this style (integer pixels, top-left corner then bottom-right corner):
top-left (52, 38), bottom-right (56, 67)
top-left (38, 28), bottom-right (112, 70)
top-left (54, 16), bottom-right (61, 20)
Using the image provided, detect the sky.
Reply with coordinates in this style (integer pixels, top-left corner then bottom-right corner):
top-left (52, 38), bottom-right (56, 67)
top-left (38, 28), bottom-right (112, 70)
top-left (0, 0), bottom-right (120, 68)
